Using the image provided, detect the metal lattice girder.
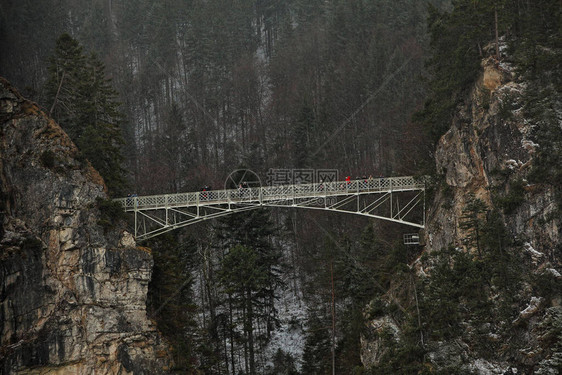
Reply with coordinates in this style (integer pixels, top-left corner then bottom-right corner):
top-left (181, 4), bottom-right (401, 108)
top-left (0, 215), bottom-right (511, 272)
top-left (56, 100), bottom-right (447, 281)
top-left (404, 233), bottom-right (422, 245)
top-left (114, 176), bottom-right (427, 241)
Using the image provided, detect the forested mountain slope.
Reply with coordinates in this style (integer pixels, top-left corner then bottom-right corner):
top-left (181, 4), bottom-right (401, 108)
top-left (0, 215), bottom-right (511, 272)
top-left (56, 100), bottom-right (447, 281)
top-left (359, 1), bottom-right (561, 373)
top-left (0, 0), bottom-right (561, 374)
top-left (361, 48), bottom-right (561, 375)
top-left (1, 0), bottom-right (443, 191)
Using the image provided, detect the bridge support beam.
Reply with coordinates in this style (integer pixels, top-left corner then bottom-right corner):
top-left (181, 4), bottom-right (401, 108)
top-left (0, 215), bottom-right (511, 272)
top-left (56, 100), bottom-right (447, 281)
top-left (116, 176), bottom-right (427, 241)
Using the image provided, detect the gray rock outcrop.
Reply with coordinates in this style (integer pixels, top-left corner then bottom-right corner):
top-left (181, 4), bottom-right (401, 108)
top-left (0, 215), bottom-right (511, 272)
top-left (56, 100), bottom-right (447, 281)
top-left (360, 53), bottom-right (561, 373)
top-left (0, 78), bottom-right (172, 374)
top-left (427, 56), bottom-right (559, 256)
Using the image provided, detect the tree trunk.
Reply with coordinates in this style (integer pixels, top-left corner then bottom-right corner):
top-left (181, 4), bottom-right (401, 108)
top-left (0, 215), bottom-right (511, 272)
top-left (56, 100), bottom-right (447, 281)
top-left (330, 261), bottom-right (336, 375)
top-left (49, 70), bottom-right (65, 117)
top-left (495, 8), bottom-right (500, 60)
top-left (247, 288), bottom-right (255, 375)
top-left (228, 294), bottom-right (235, 375)
top-left (242, 300), bottom-right (249, 373)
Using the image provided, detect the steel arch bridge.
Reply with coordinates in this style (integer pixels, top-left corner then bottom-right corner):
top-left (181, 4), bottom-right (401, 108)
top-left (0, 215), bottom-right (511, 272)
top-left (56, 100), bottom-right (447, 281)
top-left (114, 176), bottom-right (427, 241)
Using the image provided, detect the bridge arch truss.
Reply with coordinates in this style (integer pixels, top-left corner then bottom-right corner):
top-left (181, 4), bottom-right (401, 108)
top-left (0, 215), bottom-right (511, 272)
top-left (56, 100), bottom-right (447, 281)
top-left (114, 176), bottom-right (427, 241)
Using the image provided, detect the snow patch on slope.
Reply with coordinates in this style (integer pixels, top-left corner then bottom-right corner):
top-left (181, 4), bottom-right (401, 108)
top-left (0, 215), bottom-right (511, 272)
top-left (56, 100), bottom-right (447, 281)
top-left (263, 279), bottom-right (307, 372)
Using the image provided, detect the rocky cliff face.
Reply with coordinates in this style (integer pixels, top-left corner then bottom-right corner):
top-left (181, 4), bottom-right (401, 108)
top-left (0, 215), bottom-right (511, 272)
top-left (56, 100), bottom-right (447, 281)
top-left (427, 56), bottom-right (560, 258)
top-left (360, 52), bottom-right (561, 373)
top-left (422, 55), bottom-right (561, 373)
top-left (0, 78), bottom-right (172, 374)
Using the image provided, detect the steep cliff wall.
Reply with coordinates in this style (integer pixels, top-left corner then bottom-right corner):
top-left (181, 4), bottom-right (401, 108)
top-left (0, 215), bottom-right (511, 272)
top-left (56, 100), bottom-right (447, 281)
top-left (0, 78), bottom-right (172, 374)
top-left (360, 53), bottom-right (561, 373)
top-left (427, 56), bottom-right (560, 258)
top-left (420, 52), bottom-right (562, 375)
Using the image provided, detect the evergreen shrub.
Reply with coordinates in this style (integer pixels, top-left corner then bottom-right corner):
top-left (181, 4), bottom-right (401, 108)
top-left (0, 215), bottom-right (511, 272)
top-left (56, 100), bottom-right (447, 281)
top-left (96, 197), bottom-right (126, 232)
top-left (496, 178), bottom-right (526, 214)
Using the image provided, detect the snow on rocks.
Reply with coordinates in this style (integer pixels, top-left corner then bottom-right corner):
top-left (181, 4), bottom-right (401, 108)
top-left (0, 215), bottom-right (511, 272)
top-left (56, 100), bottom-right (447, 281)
top-left (514, 296), bottom-right (544, 323)
top-left (506, 159), bottom-right (521, 170)
top-left (521, 139), bottom-right (539, 153)
top-left (467, 358), bottom-right (510, 374)
top-left (546, 268), bottom-right (561, 278)
top-left (524, 242), bottom-right (544, 263)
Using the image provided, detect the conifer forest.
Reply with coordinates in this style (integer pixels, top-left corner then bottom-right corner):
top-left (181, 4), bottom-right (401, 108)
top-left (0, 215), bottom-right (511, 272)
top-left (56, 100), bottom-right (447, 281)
top-left (0, 0), bottom-right (561, 374)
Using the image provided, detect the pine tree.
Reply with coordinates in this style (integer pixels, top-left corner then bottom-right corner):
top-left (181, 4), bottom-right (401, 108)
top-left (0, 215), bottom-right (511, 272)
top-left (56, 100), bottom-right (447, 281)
top-left (45, 33), bottom-right (87, 140)
top-left (534, 307), bottom-right (562, 374)
top-left (415, 0), bottom-right (505, 144)
top-left (45, 33), bottom-right (127, 195)
top-left (268, 348), bottom-right (298, 375)
top-left (301, 310), bottom-right (332, 375)
top-left (459, 194), bottom-right (488, 255)
top-left (219, 244), bottom-right (269, 375)
top-left (293, 105), bottom-right (315, 168)
top-left (212, 209), bottom-right (283, 374)
top-left (147, 233), bottom-right (199, 371)
top-left (517, 1), bottom-right (562, 209)
top-left (77, 53), bottom-right (127, 196)
top-left (480, 210), bottom-right (519, 292)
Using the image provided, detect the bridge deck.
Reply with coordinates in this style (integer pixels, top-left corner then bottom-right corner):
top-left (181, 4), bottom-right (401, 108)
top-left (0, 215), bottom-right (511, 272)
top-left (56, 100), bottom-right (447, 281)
top-left (115, 176), bottom-right (425, 212)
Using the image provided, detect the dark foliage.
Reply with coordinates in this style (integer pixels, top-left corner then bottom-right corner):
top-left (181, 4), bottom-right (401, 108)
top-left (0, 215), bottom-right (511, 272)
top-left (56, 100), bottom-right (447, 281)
top-left (44, 34), bottom-right (127, 196)
top-left (95, 197), bottom-right (127, 232)
top-left (146, 233), bottom-right (200, 371)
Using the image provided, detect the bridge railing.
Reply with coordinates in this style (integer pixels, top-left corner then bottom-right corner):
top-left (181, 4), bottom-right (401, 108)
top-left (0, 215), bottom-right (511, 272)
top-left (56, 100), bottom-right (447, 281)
top-left (114, 176), bottom-right (425, 211)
